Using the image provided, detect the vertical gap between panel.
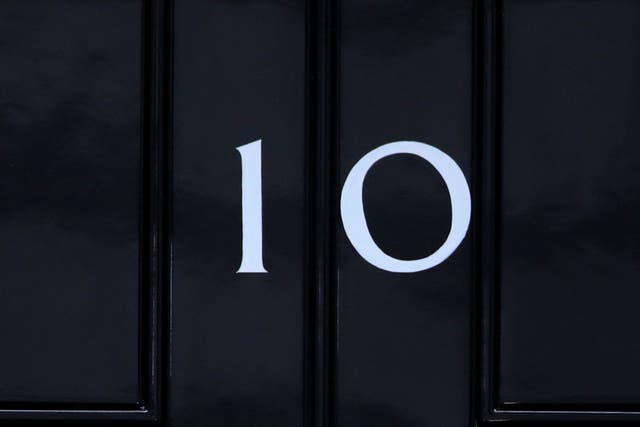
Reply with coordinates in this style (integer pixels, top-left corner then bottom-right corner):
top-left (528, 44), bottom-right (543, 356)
top-left (140, 0), bottom-right (154, 412)
top-left (470, 0), bottom-right (481, 424)
top-left (493, 0), bottom-right (504, 415)
top-left (140, 0), bottom-right (172, 420)
top-left (478, 0), bottom-right (500, 422)
top-left (305, 0), bottom-right (339, 426)
top-left (161, 0), bottom-right (174, 424)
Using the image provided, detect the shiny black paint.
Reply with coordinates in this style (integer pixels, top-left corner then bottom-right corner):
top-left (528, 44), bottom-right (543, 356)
top-left (1, 0), bottom-right (640, 426)
top-left (171, 0), bottom-right (306, 425)
top-left (0, 0), bottom-right (143, 407)
top-left (483, 0), bottom-right (640, 422)
top-left (336, 1), bottom-right (473, 426)
top-left (0, 0), bottom-right (165, 421)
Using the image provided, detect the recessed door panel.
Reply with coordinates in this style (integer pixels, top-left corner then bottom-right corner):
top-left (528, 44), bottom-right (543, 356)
top-left (171, 0), bottom-right (306, 425)
top-left (496, 0), bottom-right (640, 417)
top-left (0, 0), bottom-right (145, 409)
top-left (336, 1), bottom-right (474, 426)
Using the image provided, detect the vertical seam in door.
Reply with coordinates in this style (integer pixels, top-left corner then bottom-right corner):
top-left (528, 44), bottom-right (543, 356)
top-left (304, 0), bottom-right (339, 426)
top-left (478, 0), bottom-right (501, 423)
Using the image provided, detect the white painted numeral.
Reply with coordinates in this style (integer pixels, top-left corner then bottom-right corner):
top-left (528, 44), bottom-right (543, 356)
top-left (340, 141), bottom-right (471, 273)
top-left (236, 139), bottom-right (471, 274)
top-left (236, 140), bottom-right (267, 273)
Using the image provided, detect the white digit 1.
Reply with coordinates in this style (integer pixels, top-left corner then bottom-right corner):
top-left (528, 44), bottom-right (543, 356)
top-left (236, 140), bottom-right (267, 273)
top-left (340, 141), bottom-right (471, 273)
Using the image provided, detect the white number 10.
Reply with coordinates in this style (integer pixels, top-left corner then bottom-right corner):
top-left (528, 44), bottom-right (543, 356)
top-left (236, 139), bottom-right (471, 274)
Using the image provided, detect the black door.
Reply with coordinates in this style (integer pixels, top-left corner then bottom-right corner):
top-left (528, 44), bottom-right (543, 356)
top-left (1, 1), bottom-right (639, 426)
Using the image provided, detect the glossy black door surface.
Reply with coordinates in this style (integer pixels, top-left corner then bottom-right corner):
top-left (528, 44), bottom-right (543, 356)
top-left (0, 0), bottom-right (144, 410)
top-left (487, 0), bottom-right (640, 421)
top-left (336, 1), bottom-right (473, 426)
top-left (3, 1), bottom-right (640, 426)
top-left (171, 0), bottom-right (306, 425)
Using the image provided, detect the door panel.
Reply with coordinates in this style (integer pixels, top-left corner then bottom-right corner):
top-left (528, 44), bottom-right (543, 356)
top-left (171, 0), bottom-right (306, 425)
top-left (336, 1), bottom-right (473, 426)
top-left (0, 0), bottom-right (152, 418)
top-left (483, 0), bottom-right (640, 422)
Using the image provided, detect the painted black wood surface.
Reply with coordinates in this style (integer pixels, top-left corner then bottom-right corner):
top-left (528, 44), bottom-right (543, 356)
top-left (1, 1), bottom-right (639, 426)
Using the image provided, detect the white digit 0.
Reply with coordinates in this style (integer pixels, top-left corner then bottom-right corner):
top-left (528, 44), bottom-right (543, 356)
top-left (340, 141), bottom-right (471, 273)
